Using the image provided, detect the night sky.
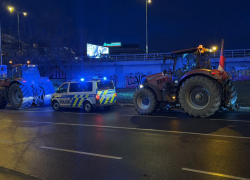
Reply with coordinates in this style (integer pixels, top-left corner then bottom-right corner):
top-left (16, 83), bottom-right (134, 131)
top-left (1, 0), bottom-right (250, 54)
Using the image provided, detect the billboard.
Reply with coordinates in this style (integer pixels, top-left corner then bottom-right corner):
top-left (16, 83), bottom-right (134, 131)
top-left (87, 44), bottom-right (109, 58)
top-left (103, 42), bottom-right (121, 47)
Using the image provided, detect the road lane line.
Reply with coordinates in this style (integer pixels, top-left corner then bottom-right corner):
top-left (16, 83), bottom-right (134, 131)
top-left (0, 140), bottom-right (13, 143)
top-left (21, 111), bottom-right (54, 112)
top-left (123, 115), bottom-right (176, 118)
top-left (64, 112), bottom-right (101, 115)
top-left (40, 146), bottom-right (122, 160)
top-left (210, 119), bottom-right (250, 123)
top-left (0, 110), bottom-right (54, 113)
top-left (182, 168), bottom-right (250, 180)
top-left (23, 121), bottom-right (250, 140)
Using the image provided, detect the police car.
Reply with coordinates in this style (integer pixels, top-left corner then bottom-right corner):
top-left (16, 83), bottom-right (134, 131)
top-left (51, 79), bottom-right (117, 112)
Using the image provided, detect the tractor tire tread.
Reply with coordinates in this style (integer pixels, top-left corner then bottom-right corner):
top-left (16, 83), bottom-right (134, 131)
top-left (179, 76), bottom-right (221, 118)
top-left (133, 88), bottom-right (159, 115)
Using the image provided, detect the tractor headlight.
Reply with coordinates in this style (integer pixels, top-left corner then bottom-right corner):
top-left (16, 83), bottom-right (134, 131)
top-left (139, 84), bottom-right (144, 89)
top-left (174, 80), bottom-right (179, 84)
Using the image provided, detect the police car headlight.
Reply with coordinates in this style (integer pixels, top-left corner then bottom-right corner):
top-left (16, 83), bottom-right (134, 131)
top-left (174, 80), bottom-right (179, 84)
top-left (139, 84), bottom-right (144, 89)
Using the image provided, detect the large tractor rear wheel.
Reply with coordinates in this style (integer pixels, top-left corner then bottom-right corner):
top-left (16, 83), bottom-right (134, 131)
top-left (0, 88), bottom-right (7, 109)
top-left (133, 88), bottom-right (159, 115)
top-left (39, 83), bottom-right (55, 106)
top-left (179, 76), bottom-right (221, 117)
top-left (9, 83), bottom-right (33, 109)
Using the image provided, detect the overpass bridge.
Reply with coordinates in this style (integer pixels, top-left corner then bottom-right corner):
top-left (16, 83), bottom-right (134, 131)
top-left (80, 49), bottom-right (250, 62)
top-left (67, 49), bottom-right (250, 88)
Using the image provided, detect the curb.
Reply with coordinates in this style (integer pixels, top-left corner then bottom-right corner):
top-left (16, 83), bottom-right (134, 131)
top-left (233, 107), bottom-right (250, 112)
top-left (116, 103), bottom-right (134, 107)
top-left (116, 103), bottom-right (250, 111)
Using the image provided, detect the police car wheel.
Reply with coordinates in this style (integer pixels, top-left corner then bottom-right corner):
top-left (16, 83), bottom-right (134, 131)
top-left (84, 101), bottom-right (92, 112)
top-left (52, 101), bottom-right (60, 111)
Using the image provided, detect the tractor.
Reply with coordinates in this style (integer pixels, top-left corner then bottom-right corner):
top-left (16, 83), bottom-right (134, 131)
top-left (0, 64), bottom-right (55, 109)
top-left (133, 42), bottom-right (239, 117)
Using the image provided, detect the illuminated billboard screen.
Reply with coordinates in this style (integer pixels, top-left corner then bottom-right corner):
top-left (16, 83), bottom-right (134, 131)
top-left (103, 42), bottom-right (121, 47)
top-left (87, 44), bottom-right (109, 58)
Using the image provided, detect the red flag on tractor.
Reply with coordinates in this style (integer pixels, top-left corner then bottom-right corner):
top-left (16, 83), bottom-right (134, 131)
top-left (218, 39), bottom-right (226, 71)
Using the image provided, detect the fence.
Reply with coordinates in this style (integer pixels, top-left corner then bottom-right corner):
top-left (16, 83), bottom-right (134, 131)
top-left (80, 49), bottom-right (250, 63)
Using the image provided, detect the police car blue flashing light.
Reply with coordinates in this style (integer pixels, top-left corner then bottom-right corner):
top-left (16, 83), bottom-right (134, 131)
top-left (81, 78), bottom-right (85, 81)
top-left (103, 77), bottom-right (107, 80)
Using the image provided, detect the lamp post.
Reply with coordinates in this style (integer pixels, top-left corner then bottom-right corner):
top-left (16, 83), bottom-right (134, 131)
top-left (0, 20), bottom-right (2, 65)
top-left (146, 0), bottom-right (151, 54)
top-left (8, 6), bottom-right (27, 52)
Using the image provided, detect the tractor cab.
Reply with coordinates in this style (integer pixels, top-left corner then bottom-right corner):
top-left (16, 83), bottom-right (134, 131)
top-left (172, 46), bottom-right (213, 81)
top-left (11, 64), bottom-right (40, 84)
top-left (166, 46), bottom-right (213, 80)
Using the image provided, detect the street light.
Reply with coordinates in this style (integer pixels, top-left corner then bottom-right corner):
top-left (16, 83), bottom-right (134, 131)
top-left (7, 6), bottom-right (27, 52)
top-left (212, 46), bottom-right (217, 51)
top-left (8, 6), bottom-right (14, 12)
top-left (146, 0), bottom-right (151, 54)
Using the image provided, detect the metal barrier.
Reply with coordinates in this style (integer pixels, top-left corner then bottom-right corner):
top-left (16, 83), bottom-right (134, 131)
top-left (80, 49), bottom-right (250, 62)
top-left (81, 53), bottom-right (171, 62)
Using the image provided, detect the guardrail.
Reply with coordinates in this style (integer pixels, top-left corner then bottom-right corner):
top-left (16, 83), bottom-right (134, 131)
top-left (80, 49), bottom-right (250, 62)
top-left (81, 53), bottom-right (171, 62)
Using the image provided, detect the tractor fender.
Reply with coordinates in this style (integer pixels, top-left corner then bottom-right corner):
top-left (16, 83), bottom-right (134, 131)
top-left (142, 83), bottom-right (164, 101)
top-left (9, 80), bottom-right (23, 87)
top-left (179, 69), bottom-right (222, 86)
top-left (9, 80), bottom-right (24, 87)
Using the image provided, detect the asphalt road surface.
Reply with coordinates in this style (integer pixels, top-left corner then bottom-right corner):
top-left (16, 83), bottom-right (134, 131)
top-left (0, 106), bottom-right (250, 180)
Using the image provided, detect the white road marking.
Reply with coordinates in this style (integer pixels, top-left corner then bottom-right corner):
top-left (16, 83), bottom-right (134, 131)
top-left (40, 146), bottom-right (122, 160)
top-left (64, 112), bottom-right (101, 115)
top-left (210, 119), bottom-right (250, 123)
top-left (21, 111), bottom-right (54, 112)
top-left (0, 110), bottom-right (54, 113)
top-left (23, 121), bottom-right (250, 140)
top-left (0, 140), bottom-right (13, 143)
top-left (182, 168), bottom-right (250, 180)
top-left (123, 115), bottom-right (176, 118)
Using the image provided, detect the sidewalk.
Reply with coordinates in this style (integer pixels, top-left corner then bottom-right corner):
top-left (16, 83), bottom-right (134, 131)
top-left (116, 81), bottom-right (250, 107)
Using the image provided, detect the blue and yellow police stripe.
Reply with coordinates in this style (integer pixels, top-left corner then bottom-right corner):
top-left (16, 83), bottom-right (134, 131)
top-left (97, 90), bottom-right (116, 96)
top-left (98, 90), bottom-right (116, 104)
top-left (71, 95), bottom-right (90, 107)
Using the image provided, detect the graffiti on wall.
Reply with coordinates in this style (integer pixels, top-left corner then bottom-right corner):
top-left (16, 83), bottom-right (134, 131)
top-left (124, 71), bottom-right (152, 88)
top-left (228, 65), bottom-right (250, 81)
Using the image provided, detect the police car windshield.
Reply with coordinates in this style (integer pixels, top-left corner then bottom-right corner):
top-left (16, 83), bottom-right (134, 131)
top-left (97, 81), bottom-right (114, 91)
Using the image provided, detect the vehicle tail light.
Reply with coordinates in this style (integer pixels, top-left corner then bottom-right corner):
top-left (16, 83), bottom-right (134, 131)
top-left (211, 72), bottom-right (216, 75)
top-left (96, 94), bottom-right (100, 100)
top-left (115, 93), bottom-right (117, 97)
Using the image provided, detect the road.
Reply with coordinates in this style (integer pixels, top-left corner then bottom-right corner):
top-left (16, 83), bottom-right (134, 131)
top-left (0, 106), bottom-right (250, 180)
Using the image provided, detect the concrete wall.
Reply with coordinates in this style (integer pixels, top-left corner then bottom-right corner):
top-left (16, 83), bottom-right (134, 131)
top-left (211, 58), bottom-right (250, 81)
top-left (65, 57), bottom-right (250, 88)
